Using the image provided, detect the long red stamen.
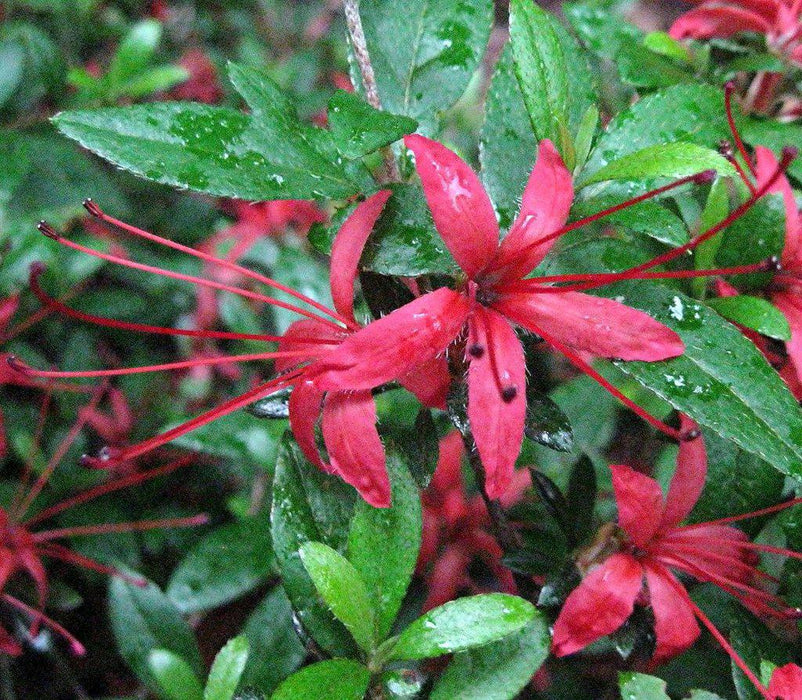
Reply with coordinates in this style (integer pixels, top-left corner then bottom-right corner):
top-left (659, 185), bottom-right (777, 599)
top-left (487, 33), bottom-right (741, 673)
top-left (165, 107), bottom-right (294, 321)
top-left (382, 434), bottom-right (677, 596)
top-left (725, 151), bottom-right (757, 193)
top-left (82, 200), bottom-right (354, 330)
top-left (725, 82), bottom-right (757, 177)
top-left (652, 540), bottom-right (779, 584)
top-left (655, 564), bottom-right (772, 699)
top-left (680, 496), bottom-right (802, 530)
top-left (522, 318), bottom-right (683, 440)
top-left (36, 543), bottom-right (145, 586)
top-left (28, 265), bottom-right (292, 343)
top-left (9, 388), bottom-right (54, 517)
top-left (11, 386), bottom-right (106, 523)
top-left (24, 455), bottom-right (195, 526)
top-left (38, 222), bottom-right (345, 331)
top-left (8, 350), bottom-right (314, 380)
top-left (32, 514), bottom-right (209, 541)
top-left (81, 370), bottom-right (303, 467)
top-left (2, 594), bottom-right (85, 655)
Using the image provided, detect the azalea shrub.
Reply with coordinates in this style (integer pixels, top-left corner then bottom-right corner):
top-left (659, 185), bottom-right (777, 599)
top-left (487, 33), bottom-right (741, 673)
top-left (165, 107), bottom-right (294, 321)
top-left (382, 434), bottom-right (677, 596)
top-left (3, 0), bottom-right (802, 698)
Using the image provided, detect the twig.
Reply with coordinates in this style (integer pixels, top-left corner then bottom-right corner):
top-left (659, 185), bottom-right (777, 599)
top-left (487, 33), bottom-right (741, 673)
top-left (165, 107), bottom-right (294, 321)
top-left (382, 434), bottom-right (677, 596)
top-left (343, 0), bottom-right (400, 182)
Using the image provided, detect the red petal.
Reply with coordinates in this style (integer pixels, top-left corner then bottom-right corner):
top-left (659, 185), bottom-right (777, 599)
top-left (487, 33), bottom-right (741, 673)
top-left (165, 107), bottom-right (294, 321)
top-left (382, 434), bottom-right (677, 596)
top-left (277, 319), bottom-right (343, 372)
top-left (312, 288), bottom-right (469, 391)
top-left (399, 356), bottom-right (451, 409)
top-left (773, 292), bottom-right (802, 385)
top-left (431, 430), bottom-right (466, 493)
top-left (484, 140), bottom-right (573, 284)
top-left (404, 134), bottom-right (499, 278)
top-left (660, 416), bottom-right (707, 530)
top-left (643, 563), bottom-right (700, 663)
top-left (496, 291), bottom-right (684, 360)
top-left (610, 464), bottom-right (664, 548)
top-left (322, 390), bottom-right (390, 507)
top-left (755, 146), bottom-right (801, 266)
top-left (330, 190), bottom-right (392, 322)
top-left (769, 663), bottom-right (802, 698)
top-left (552, 553), bottom-right (643, 657)
top-left (467, 307), bottom-right (526, 499)
top-left (669, 6), bottom-right (772, 39)
top-left (0, 624), bottom-right (21, 656)
top-left (0, 294), bottom-right (19, 331)
top-left (288, 380), bottom-right (329, 471)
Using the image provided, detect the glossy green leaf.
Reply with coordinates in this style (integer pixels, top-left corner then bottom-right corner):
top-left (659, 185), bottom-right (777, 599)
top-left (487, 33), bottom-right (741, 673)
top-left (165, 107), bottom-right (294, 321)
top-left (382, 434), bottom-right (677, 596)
top-left (205, 636), bottom-right (249, 700)
top-left (348, 451), bottom-right (422, 640)
top-left (109, 574), bottom-right (202, 689)
top-left (524, 392), bottom-right (574, 453)
top-left (480, 47), bottom-right (538, 230)
top-left (355, 0), bottom-right (493, 134)
top-left (706, 295), bottom-right (791, 341)
top-left (299, 541), bottom-right (376, 652)
top-left (430, 615), bottom-right (550, 700)
top-left (271, 433), bottom-right (357, 656)
top-left (327, 90), bottom-right (417, 159)
top-left (240, 587), bottom-right (305, 694)
top-left (149, 649), bottom-right (204, 700)
top-left (509, 0), bottom-right (571, 161)
top-left (567, 456), bottom-right (597, 545)
top-left (578, 142), bottom-right (734, 187)
top-left (618, 672), bottom-right (670, 700)
top-left (386, 594), bottom-right (536, 661)
top-left (643, 32), bottom-right (692, 62)
top-left (693, 177), bottom-right (730, 297)
top-left (741, 118), bottom-right (802, 183)
top-left (167, 518), bottom-right (275, 613)
top-left (271, 659), bottom-right (371, 700)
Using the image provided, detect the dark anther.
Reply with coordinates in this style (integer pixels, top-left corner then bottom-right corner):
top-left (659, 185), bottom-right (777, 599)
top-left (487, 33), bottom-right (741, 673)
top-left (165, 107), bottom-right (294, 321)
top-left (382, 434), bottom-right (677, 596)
top-left (468, 343), bottom-right (485, 358)
top-left (782, 145), bottom-right (799, 162)
top-left (501, 386), bottom-right (518, 403)
top-left (79, 445), bottom-right (120, 469)
top-left (5, 355), bottom-right (25, 374)
top-left (724, 80), bottom-right (736, 94)
top-left (82, 198), bottom-right (103, 217)
top-left (680, 428), bottom-right (702, 442)
top-left (29, 261), bottom-right (46, 277)
top-left (693, 169), bottom-right (716, 184)
top-left (766, 255), bottom-right (782, 272)
top-left (787, 607), bottom-right (802, 619)
top-left (717, 139), bottom-right (734, 159)
top-left (37, 221), bottom-right (59, 239)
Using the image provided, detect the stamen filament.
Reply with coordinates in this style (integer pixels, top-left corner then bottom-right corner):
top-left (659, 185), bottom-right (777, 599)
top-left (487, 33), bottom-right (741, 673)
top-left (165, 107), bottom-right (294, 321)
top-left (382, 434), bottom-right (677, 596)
top-left (39, 223), bottom-right (344, 331)
top-left (725, 82), bottom-right (757, 177)
top-left (32, 514), bottom-right (209, 541)
top-left (679, 496), bottom-right (802, 530)
top-left (9, 388), bottom-right (54, 517)
top-left (2, 594), bottom-right (85, 655)
top-left (36, 543), bottom-right (145, 586)
top-left (83, 200), bottom-right (354, 329)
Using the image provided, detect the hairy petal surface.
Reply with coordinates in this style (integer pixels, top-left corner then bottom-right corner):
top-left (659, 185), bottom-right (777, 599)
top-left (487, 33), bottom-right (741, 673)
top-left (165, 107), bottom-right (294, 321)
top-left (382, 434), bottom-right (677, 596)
top-left (330, 189), bottom-right (392, 322)
top-left (288, 380), bottom-right (328, 471)
top-left (552, 553), bottom-right (643, 657)
top-left (660, 417), bottom-right (707, 531)
top-left (769, 663), bottom-right (802, 698)
top-left (404, 134), bottom-right (499, 278)
top-left (467, 307), bottom-right (526, 499)
top-left (485, 140), bottom-right (573, 283)
top-left (311, 288), bottom-right (469, 391)
top-left (322, 390), bottom-right (390, 508)
top-left (610, 464), bottom-right (665, 548)
top-left (643, 563), bottom-right (700, 663)
top-left (399, 356), bottom-right (452, 410)
top-left (496, 291), bottom-right (684, 360)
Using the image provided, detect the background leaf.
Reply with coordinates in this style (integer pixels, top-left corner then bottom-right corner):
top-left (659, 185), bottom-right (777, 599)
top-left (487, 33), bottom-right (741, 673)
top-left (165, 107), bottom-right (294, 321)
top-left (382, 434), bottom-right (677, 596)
top-left (149, 649), bottom-right (204, 700)
top-left (204, 636), bottom-right (249, 700)
top-left (271, 660), bottom-right (371, 700)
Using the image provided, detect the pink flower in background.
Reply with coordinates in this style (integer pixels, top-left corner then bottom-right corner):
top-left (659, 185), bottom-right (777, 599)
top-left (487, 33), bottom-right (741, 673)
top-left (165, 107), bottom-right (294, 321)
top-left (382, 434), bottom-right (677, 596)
top-left (670, 0), bottom-right (802, 65)
top-left (169, 48), bottom-right (224, 104)
top-left (552, 417), bottom-right (802, 690)
top-left (769, 663), bottom-right (802, 699)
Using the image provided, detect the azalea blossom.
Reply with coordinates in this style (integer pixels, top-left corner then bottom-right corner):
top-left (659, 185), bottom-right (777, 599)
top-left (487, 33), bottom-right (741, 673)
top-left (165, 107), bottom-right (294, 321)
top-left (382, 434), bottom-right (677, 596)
top-left (0, 386), bottom-right (205, 656)
top-left (417, 430), bottom-right (528, 611)
top-left (670, 0), bottom-right (802, 66)
top-left (309, 134), bottom-right (787, 499)
top-left (551, 418), bottom-right (802, 697)
top-left (769, 663), bottom-right (802, 699)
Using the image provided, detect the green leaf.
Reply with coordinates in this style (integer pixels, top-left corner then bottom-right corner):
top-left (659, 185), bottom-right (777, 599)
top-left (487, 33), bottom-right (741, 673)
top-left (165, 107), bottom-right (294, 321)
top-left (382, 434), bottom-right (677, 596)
top-left (706, 295), bottom-right (791, 341)
top-left (348, 450), bottom-right (422, 641)
top-left (0, 22), bottom-right (64, 113)
top-left (327, 91), bottom-right (417, 159)
top-left (386, 594), bottom-right (535, 661)
top-left (109, 574), bottom-right (202, 689)
top-left (205, 636), bottom-right (249, 700)
top-left (618, 672), bottom-right (670, 700)
top-left (508, 0), bottom-right (571, 162)
top-left (693, 176), bottom-right (729, 297)
top-left (0, 41), bottom-right (24, 108)
top-left (729, 605), bottom-right (792, 700)
top-left (582, 84), bottom-right (731, 181)
top-left (429, 616), bottom-right (551, 700)
top-left (643, 32), bottom-right (692, 62)
top-left (578, 143), bottom-right (734, 187)
top-left (271, 659), bottom-right (371, 700)
top-left (271, 433), bottom-right (357, 656)
top-left (741, 118), bottom-right (802, 183)
top-left (240, 587), bottom-right (305, 694)
top-left (149, 650), bottom-right (204, 700)
top-left (480, 46), bottom-right (538, 230)
top-left (53, 63), bottom-right (360, 201)
top-left (355, 0), bottom-right (494, 134)
top-left (108, 19), bottom-right (162, 86)
top-left (115, 65), bottom-right (190, 100)
top-left (299, 541), bottom-right (376, 652)
top-left (567, 456), bottom-right (597, 545)
top-left (524, 392), bottom-right (574, 453)
top-left (167, 517), bottom-right (275, 613)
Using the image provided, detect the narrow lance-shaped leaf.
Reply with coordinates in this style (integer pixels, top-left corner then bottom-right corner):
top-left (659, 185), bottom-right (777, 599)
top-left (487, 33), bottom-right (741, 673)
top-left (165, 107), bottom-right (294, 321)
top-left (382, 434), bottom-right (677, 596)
top-left (148, 650), bottom-right (204, 700)
top-left (204, 636), bottom-right (250, 700)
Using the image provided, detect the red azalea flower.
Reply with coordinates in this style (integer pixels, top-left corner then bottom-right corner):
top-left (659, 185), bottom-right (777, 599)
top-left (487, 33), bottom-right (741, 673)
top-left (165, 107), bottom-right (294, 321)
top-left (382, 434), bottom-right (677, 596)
top-left (670, 0), bottom-right (802, 66)
top-left (310, 134), bottom-right (785, 499)
top-left (0, 387), bottom-right (205, 656)
top-left (168, 49), bottom-right (224, 104)
top-left (770, 663), bottom-right (802, 699)
top-left (551, 418), bottom-right (802, 697)
top-left (417, 431), bottom-right (528, 611)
